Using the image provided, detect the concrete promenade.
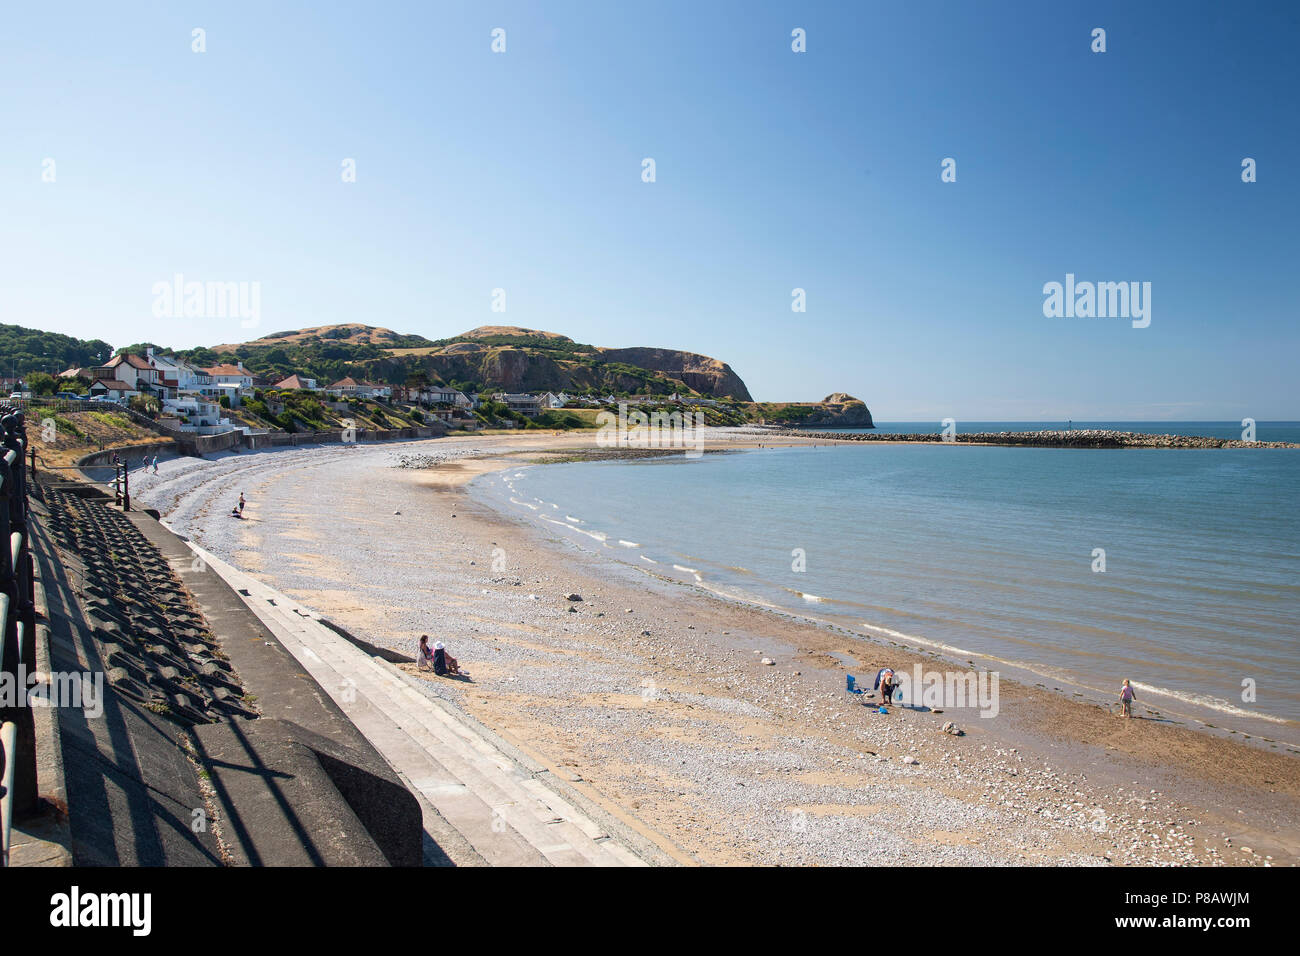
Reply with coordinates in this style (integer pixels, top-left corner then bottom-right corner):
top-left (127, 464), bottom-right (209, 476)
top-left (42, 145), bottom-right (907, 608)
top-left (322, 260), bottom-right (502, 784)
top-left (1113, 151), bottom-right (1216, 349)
top-left (184, 540), bottom-right (661, 867)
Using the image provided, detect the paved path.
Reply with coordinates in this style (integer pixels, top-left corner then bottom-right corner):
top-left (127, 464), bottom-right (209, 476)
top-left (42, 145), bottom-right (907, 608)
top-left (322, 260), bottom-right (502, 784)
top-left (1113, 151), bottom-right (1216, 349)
top-left (183, 540), bottom-right (648, 867)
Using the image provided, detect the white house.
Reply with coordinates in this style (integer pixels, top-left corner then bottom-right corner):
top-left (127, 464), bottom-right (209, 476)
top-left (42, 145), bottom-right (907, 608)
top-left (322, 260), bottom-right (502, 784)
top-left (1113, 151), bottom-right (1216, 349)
top-left (205, 361), bottom-right (254, 392)
top-left (148, 350), bottom-right (211, 399)
top-left (162, 396), bottom-right (230, 432)
top-left (94, 353), bottom-right (159, 395)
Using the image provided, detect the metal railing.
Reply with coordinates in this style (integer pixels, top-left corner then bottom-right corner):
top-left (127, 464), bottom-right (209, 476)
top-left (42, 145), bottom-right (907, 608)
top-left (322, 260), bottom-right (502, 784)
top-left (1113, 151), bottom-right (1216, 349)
top-left (0, 405), bottom-right (36, 866)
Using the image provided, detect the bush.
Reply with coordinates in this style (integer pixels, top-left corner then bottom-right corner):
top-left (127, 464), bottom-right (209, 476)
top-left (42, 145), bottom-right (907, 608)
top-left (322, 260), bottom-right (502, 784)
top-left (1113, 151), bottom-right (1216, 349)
top-left (128, 394), bottom-right (160, 416)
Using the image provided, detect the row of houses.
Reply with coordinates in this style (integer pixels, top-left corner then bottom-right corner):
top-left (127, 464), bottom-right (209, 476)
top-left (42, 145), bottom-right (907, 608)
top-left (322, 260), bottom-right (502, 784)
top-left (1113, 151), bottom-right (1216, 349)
top-left (55, 349), bottom-right (725, 433)
top-left (481, 391), bottom-right (723, 419)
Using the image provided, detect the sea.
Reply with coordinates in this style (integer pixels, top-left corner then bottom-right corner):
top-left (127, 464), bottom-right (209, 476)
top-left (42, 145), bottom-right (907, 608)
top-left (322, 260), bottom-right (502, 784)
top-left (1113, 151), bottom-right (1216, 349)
top-left (473, 422), bottom-right (1300, 747)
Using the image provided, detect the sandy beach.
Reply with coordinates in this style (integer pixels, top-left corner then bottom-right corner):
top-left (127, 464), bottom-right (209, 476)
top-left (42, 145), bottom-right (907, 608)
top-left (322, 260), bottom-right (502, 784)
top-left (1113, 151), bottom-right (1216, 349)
top-left (126, 431), bottom-right (1300, 866)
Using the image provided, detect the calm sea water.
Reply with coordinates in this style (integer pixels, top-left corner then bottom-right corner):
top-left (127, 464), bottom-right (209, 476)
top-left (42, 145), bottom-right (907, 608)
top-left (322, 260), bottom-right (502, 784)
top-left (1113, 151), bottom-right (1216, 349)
top-left (815, 421), bottom-right (1300, 443)
top-left (475, 428), bottom-right (1300, 742)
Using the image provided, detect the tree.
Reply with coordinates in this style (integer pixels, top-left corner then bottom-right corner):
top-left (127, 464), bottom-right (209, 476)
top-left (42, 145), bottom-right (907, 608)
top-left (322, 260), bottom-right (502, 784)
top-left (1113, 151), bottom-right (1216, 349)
top-left (26, 372), bottom-right (57, 396)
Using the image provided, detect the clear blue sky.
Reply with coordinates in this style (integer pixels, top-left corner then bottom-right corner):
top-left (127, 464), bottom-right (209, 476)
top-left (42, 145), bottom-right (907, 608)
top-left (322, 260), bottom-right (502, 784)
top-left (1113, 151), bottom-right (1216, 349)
top-left (2, 1), bottom-right (1296, 418)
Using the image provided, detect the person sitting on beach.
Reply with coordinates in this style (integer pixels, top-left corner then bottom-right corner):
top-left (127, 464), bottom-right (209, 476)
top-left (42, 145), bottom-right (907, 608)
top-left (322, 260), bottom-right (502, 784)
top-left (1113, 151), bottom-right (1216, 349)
top-left (432, 640), bottom-right (462, 677)
top-left (1119, 679), bottom-right (1136, 718)
top-left (417, 635), bottom-right (436, 671)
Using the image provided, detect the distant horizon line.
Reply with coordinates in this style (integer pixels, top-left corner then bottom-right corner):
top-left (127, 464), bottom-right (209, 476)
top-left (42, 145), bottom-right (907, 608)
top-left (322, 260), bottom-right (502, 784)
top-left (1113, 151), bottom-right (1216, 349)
top-left (829, 419), bottom-right (1300, 424)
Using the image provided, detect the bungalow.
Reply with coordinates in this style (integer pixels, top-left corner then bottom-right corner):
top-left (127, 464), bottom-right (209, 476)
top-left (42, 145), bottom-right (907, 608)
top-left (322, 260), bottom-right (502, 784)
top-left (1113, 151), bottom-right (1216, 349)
top-left (360, 382), bottom-right (392, 400)
top-left (422, 385), bottom-right (470, 408)
top-left (326, 376), bottom-right (362, 398)
top-left (539, 391), bottom-right (568, 410)
top-left (273, 375), bottom-right (320, 391)
top-left (88, 379), bottom-right (138, 401)
top-left (494, 393), bottom-right (542, 417)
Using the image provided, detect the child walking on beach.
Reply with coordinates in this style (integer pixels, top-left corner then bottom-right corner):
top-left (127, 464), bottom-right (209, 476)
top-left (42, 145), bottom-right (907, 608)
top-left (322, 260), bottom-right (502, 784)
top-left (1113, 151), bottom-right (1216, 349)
top-left (1119, 679), bottom-right (1136, 718)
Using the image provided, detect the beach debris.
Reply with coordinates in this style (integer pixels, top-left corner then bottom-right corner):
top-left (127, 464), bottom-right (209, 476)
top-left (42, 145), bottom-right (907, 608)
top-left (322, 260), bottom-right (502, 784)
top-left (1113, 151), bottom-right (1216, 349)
top-left (941, 721), bottom-right (964, 736)
top-left (567, 606), bottom-right (578, 613)
top-left (565, 592), bottom-right (583, 601)
top-left (625, 608), bottom-right (633, 613)
top-left (393, 510), bottom-right (401, 515)
top-left (901, 756), bottom-right (918, 765)
top-left (528, 594), bottom-right (540, 600)
top-left (761, 658), bottom-right (775, 666)
top-left (641, 630), bottom-right (651, 636)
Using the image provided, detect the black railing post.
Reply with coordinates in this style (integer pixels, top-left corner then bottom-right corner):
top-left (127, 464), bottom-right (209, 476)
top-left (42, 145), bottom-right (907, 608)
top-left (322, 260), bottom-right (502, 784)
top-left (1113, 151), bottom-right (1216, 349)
top-left (0, 408), bottom-right (37, 821)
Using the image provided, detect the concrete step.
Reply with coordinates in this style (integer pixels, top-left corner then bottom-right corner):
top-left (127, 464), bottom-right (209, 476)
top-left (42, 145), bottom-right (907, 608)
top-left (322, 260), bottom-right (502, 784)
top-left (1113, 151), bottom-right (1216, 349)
top-left (189, 542), bottom-right (645, 867)
top-left (225, 578), bottom-right (552, 867)
top-left (251, 597), bottom-right (619, 867)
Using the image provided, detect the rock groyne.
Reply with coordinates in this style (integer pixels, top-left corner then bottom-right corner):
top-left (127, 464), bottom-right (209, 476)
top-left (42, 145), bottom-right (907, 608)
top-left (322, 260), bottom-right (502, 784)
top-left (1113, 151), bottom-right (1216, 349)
top-left (777, 428), bottom-right (1298, 449)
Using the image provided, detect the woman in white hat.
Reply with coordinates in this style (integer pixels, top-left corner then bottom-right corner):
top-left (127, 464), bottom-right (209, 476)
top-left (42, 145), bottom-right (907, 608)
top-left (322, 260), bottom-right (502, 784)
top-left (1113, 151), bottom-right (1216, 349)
top-left (432, 640), bottom-right (462, 677)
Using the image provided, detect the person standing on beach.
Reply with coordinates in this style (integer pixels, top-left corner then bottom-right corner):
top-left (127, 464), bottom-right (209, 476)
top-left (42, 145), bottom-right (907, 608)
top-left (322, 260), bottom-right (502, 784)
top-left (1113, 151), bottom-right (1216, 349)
top-left (238, 493), bottom-right (246, 515)
top-left (1119, 679), bottom-right (1136, 718)
top-left (875, 667), bottom-right (896, 706)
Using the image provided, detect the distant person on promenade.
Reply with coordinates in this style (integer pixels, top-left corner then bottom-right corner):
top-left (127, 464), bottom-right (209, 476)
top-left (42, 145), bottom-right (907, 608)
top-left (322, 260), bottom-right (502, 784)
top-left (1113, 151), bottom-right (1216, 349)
top-left (433, 640), bottom-right (462, 677)
top-left (1119, 679), bottom-right (1136, 718)
top-left (152, 454), bottom-right (159, 473)
top-left (417, 635), bottom-right (435, 671)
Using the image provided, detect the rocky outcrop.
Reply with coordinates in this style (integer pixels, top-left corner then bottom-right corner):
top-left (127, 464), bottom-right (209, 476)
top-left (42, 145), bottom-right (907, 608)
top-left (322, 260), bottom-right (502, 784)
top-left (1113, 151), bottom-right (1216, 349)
top-left (598, 347), bottom-right (753, 401)
top-left (798, 394), bottom-right (874, 427)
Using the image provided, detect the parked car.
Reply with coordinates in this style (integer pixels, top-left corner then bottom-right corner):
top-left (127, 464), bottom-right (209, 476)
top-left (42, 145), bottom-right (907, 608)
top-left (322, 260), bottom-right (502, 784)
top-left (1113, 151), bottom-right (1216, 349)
top-left (55, 391), bottom-right (82, 400)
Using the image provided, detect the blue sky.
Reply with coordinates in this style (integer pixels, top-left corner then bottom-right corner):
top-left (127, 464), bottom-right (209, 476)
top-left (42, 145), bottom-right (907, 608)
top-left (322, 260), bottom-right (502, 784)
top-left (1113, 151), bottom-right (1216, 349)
top-left (2, 1), bottom-right (1296, 418)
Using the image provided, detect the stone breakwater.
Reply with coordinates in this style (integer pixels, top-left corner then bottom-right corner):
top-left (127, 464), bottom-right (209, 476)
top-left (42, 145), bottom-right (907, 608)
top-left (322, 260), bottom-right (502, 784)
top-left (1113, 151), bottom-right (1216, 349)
top-left (778, 429), bottom-right (1299, 449)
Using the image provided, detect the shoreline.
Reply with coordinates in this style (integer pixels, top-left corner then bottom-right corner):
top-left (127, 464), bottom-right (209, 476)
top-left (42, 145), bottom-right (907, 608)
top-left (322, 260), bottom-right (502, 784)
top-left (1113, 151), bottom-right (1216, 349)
top-left (475, 441), bottom-right (1300, 749)
top-left (127, 432), bottom-right (1300, 866)
top-left (771, 427), bottom-right (1300, 449)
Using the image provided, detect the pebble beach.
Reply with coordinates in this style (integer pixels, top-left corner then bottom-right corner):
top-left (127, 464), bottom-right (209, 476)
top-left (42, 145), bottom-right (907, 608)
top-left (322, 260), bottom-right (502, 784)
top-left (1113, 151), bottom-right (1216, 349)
top-left (126, 432), bottom-right (1300, 866)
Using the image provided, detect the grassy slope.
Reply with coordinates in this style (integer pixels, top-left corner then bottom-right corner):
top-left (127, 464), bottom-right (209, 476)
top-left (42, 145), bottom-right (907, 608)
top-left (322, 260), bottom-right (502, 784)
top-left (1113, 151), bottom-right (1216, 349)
top-left (29, 410), bottom-right (176, 469)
